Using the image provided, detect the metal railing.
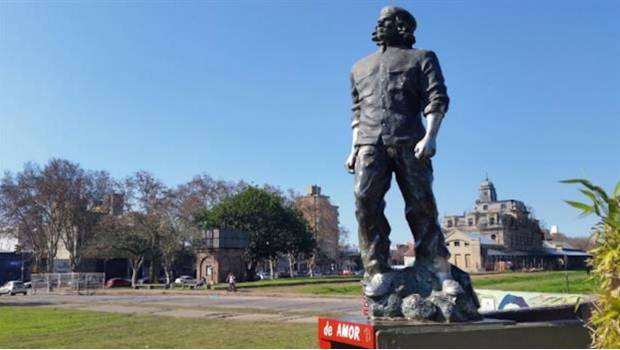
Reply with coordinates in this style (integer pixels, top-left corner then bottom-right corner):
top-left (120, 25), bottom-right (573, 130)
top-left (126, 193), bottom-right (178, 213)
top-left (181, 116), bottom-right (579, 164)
top-left (30, 273), bottom-right (105, 295)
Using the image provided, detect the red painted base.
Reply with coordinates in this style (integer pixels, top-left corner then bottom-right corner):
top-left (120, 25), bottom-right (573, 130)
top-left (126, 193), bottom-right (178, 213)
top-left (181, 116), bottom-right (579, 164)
top-left (318, 317), bottom-right (376, 349)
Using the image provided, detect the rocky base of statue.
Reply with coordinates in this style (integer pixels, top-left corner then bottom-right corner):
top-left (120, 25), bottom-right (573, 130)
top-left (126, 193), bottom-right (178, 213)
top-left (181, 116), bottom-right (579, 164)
top-left (366, 261), bottom-right (482, 322)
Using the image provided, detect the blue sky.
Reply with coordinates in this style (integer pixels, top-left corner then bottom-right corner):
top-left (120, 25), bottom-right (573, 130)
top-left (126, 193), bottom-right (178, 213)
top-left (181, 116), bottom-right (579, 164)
top-left (1, 1), bottom-right (618, 245)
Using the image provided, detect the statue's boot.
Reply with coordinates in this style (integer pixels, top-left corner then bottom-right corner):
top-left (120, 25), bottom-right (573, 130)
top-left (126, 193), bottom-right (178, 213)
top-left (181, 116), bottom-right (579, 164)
top-left (363, 270), bottom-right (396, 297)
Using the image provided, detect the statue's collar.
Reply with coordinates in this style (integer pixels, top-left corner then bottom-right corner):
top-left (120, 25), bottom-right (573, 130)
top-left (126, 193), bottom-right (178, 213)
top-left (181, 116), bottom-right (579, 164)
top-left (379, 44), bottom-right (411, 53)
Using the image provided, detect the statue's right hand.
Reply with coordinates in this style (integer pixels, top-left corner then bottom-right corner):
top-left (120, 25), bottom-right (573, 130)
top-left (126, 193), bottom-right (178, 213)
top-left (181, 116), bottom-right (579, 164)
top-left (345, 150), bottom-right (357, 174)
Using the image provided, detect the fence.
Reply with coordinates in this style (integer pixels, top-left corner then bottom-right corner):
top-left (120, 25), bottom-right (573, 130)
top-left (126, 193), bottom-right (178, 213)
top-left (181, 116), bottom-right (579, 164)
top-left (30, 273), bottom-right (105, 295)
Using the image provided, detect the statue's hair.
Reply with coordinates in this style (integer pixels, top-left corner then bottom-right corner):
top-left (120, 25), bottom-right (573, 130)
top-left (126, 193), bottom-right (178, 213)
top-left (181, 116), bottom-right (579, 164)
top-left (372, 6), bottom-right (417, 47)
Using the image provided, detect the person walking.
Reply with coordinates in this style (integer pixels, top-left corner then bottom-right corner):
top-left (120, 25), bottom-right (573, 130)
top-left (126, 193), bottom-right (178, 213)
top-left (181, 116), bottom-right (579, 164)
top-left (226, 272), bottom-right (237, 292)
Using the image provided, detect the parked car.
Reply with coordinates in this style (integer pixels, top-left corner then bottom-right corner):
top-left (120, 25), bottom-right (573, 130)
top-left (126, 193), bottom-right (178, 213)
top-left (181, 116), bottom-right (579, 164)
top-left (0, 281), bottom-right (28, 295)
top-left (137, 277), bottom-right (150, 285)
top-left (105, 278), bottom-right (131, 288)
top-left (255, 272), bottom-right (269, 280)
top-left (174, 275), bottom-right (195, 285)
top-left (159, 276), bottom-right (173, 285)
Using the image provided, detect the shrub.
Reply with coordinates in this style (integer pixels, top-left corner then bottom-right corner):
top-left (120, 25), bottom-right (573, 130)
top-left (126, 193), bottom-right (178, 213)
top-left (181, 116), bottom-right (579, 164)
top-left (562, 179), bottom-right (620, 348)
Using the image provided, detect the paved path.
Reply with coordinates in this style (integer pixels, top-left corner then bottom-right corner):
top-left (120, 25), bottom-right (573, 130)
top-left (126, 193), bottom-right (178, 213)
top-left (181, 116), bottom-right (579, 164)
top-left (1, 292), bottom-right (361, 324)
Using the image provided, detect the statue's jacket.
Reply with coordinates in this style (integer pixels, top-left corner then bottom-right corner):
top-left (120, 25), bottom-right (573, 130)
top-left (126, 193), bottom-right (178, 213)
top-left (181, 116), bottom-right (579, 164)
top-left (350, 46), bottom-right (449, 146)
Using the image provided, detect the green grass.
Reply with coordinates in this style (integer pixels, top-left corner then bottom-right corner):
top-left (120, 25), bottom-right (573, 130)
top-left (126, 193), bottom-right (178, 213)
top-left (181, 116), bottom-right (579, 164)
top-left (0, 307), bottom-right (317, 348)
top-left (472, 270), bottom-right (595, 294)
top-left (240, 271), bottom-right (595, 296)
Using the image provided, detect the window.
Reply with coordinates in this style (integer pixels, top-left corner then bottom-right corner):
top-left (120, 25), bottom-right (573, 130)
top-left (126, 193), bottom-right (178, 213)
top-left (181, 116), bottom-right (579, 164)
top-left (464, 242), bottom-right (469, 246)
top-left (491, 234), bottom-right (497, 240)
top-left (501, 204), bottom-right (506, 209)
top-left (482, 205), bottom-right (488, 210)
top-left (455, 254), bottom-right (463, 268)
top-left (454, 241), bottom-right (460, 247)
top-left (447, 220), bottom-right (453, 227)
top-left (468, 219), bottom-right (473, 226)
top-left (489, 217), bottom-right (495, 225)
top-left (465, 254), bottom-right (471, 268)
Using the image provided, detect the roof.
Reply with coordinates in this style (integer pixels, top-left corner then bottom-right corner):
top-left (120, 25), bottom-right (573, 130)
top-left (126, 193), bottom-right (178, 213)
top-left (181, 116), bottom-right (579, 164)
top-left (486, 249), bottom-right (535, 256)
top-left (542, 245), bottom-right (592, 257)
top-left (486, 246), bottom-right (591, 257)
top-left (404, 243), bottom-right (415, 257)
top-left (200, 229), bottom-right (249, 249)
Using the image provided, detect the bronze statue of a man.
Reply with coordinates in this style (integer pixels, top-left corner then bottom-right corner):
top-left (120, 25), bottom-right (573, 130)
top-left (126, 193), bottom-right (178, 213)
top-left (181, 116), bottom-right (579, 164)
top-left (346, 6), bottom-right (460, 297)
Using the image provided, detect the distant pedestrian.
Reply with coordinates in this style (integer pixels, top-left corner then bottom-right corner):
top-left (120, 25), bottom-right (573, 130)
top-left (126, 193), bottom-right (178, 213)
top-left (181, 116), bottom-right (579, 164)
top-left (227, 273), bottom-right (237, 292)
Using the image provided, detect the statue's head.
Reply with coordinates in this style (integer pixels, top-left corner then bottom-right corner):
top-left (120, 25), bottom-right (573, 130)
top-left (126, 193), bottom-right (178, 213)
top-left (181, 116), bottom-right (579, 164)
top-left (372, 6), bottom-right (416, 48)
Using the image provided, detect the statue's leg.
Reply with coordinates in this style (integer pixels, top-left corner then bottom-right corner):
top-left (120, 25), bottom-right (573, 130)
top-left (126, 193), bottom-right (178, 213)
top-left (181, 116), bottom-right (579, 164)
top-left (354, 144), bottom-right (392, 277)
top-left (392, 146), bottom-right (450, 266)
top-left (393, 148), bottom-right (465, 295)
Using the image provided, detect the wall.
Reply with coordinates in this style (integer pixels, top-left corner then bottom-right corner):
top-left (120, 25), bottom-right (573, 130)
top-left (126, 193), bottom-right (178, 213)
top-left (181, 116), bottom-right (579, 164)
top-left (197, 249), bottom-right (247, 284)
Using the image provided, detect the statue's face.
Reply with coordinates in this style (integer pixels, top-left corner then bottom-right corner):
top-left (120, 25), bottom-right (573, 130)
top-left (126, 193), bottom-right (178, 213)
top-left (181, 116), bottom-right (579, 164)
top-left (374, 10), bottom-right (400, 44)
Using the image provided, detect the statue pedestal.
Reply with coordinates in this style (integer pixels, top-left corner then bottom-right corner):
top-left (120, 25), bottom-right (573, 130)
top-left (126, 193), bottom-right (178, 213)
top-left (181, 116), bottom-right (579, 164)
top-left (317, 303), bottom-right (591, 349)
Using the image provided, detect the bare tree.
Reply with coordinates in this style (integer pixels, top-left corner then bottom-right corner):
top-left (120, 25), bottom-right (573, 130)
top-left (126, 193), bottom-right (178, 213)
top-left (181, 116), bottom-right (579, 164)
top-left (177, 175), bottom-right (245, 220)
top-left (91, 213), bottom-right (158, 287)
top-left (157, 188), bottom-right (190, 286)
top-left (62, 170), bottom-right (119, 271)
top-left (0, 160), bottom-right (90, 272)
top-left (338, 225), bottom-right (350, 248)
top-left (125, 171), bottom-right (167, 282)
top-left (1, 170), bottom-right (44, 271)
top-left (125, 171), bottom-right (166, 214)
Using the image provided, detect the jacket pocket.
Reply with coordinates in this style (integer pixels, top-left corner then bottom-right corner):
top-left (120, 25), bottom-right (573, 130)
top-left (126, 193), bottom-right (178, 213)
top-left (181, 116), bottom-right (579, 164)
top-left (355, 72), bottom-right (375, 99)
top-left (387, 69), bottom-right (409, 91)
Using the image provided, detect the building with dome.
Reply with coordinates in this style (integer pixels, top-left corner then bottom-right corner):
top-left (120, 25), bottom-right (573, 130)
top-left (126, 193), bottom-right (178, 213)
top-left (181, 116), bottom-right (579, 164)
top-left (443, 177), bottom-right (545, 253)
top-left (442, 178), bottom-right (589, 272)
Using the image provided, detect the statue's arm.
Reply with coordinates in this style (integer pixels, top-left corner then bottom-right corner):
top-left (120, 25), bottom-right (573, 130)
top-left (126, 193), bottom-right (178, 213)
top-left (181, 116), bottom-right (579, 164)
top-left (346, 72), bottom-right (360, 173)
top-left (414, 51), bottom-right (450, 159)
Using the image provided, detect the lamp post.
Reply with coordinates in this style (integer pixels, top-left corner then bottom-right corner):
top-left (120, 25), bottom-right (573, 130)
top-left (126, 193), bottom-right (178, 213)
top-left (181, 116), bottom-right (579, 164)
top-left (15, 244), bottom-right (24, 282)
top-left (20, 250), bottom-right (24, 282)
top-left (564, 253), bottom-right (569, 292)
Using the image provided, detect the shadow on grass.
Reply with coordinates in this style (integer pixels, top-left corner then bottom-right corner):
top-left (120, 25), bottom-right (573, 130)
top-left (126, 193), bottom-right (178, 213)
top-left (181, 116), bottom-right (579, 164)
top-left (0, 301), bottom-right (54, 307)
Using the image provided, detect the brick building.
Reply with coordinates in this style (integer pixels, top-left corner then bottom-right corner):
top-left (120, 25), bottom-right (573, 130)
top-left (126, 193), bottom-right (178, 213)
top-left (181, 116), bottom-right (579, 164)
top-left (195, 229), bottom-right (249, 284)
top-left (295, 185), bottom-right (340, 272)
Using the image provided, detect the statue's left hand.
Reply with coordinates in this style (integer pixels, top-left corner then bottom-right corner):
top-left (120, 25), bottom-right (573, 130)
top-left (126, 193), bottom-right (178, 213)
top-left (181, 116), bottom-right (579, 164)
top-left (345, 149), bottom-right (358, 174)
top-left (414, 136), bottom-right (437, 159)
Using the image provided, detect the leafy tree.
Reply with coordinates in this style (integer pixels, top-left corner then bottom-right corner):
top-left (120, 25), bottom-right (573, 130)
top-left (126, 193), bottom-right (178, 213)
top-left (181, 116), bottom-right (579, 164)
top-left (174, 175), bottom-right (245, 247)
top-left (198, 186), bottom-right (312, 279)
top-left (282, 206), bottom-right (316, 277)
top-left (155, 176), bottom-right (245, 284)
top-left (563, 178), bottom-right (620, 348)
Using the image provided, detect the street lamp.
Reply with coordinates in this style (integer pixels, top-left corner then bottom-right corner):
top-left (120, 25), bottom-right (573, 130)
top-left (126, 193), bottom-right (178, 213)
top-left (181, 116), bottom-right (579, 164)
top-left (15, 244), bottom-right (24, 282)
